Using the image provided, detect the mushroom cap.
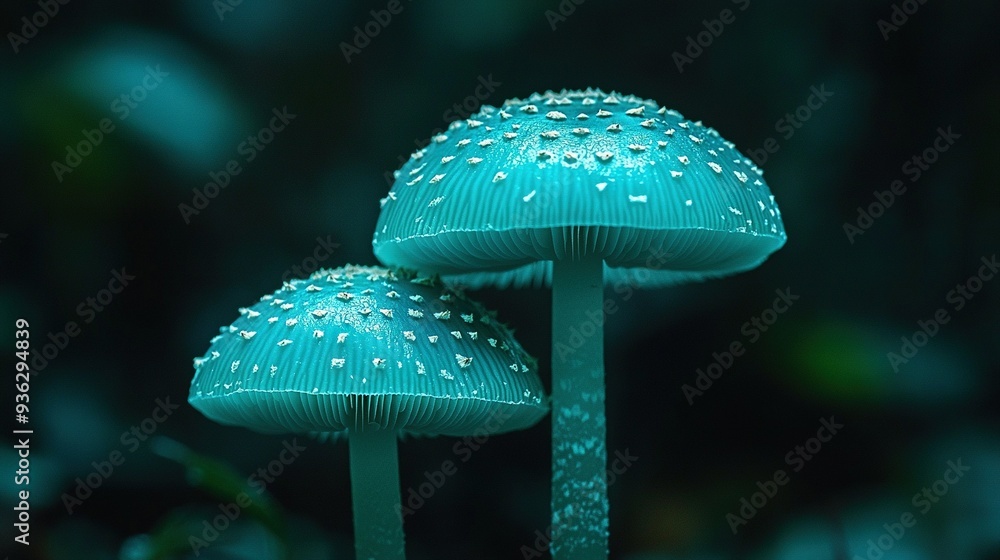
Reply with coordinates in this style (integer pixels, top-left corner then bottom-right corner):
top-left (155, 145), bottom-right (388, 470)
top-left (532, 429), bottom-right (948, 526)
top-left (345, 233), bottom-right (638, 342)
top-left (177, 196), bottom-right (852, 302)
top-left (373, 88), bottom-right (786, 288)
top-left (189, 265), bottom-right (548, 436)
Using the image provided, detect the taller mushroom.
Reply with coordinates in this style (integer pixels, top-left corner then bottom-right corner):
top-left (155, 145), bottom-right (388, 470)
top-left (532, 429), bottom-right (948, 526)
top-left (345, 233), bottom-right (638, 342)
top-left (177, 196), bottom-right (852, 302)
top-left (373, 88), bottom-right (787, 558)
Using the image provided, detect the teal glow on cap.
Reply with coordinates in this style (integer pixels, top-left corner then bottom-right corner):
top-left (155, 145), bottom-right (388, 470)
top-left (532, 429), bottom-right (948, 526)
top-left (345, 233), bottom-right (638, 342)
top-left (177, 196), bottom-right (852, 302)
top-left (189, 265), bottom-right (547, 435)
top-left (373, 88), bottom-right (787, 287)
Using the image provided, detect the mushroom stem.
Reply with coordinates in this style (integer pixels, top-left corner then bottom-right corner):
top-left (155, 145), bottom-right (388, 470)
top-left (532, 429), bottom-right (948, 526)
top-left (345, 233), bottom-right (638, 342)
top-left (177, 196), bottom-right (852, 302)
top-left (550, 254), bottom-right (609, 559)
top-left (349, 427), bottom-right (405, 560)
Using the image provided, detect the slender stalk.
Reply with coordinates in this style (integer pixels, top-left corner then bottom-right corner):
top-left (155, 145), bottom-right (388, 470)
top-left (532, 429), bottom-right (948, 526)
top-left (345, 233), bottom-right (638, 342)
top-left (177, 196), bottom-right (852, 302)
top-left (550, 254), bottom-right (608, 559)
top-left (349, 428), bottom-right (405, 560)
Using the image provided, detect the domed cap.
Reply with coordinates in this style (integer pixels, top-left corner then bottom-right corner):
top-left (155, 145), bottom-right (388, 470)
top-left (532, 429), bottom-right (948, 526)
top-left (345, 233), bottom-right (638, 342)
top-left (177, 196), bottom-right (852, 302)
top-left (373, 88), bottom-right (786, 288)
top-left (189, 265), bottom-right (548, 436)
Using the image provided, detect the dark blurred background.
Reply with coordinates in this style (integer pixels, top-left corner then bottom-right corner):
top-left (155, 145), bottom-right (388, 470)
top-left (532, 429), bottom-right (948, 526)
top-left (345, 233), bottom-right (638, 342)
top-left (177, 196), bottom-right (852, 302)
top-left (3, 1), bottom-right (999, 558)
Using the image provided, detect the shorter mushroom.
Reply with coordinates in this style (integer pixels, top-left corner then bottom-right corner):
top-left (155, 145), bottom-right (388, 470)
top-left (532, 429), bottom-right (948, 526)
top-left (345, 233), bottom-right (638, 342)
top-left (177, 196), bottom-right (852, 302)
top-left (189, 265), bottom-right (548, 560)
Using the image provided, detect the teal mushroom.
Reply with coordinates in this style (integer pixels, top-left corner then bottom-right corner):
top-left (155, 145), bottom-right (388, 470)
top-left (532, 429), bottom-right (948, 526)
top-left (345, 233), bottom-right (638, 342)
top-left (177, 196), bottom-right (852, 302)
top-left (372, 89), bottom-right (787, 558)
top-left (189, 265), bottom-right (548, 560)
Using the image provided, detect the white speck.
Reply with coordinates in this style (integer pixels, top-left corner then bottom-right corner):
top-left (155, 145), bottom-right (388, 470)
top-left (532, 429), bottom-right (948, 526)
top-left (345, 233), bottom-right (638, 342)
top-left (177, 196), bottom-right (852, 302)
top-left (403, 331), bottom-right (417, 341)
top-left (537, 150), bottom-right (554, 160)
top-left (493, 171), bottom-right (508, 183)
top-left (729, 206), bottom-right (743, 215)
top-left (596, 109), bottom-right (612, 118)
top-left (252, 364), bottom-right (259, 373)
top-left (338, 333), bottom-right (348, 343)
top-left (461, 313), bottom-right (474, 323)
top-left (488, 338), bottom-right (498, 347)
top-left (467, 331), bottom-right (478, 340)
top-left (606, 123), bottom-right (623, 132)
top-left (408, 309), bottom-right (424, 318)
top-left (499, 109), bottom-right (512, 119)
top-left (677, 155), bottom-right (690, 165)
top-left (267, 317), bottom-right (279, 324)
top-left (708, 162), bottom-right (723, 174)
top-left (596, 182), bottom-right (608, 191)
top-left (708, 149), bottom-right (718, 156)
top-left (406, 175), bottom-right (423, 187)
top-left (523, 190), bottom-right (537, 202)
top-left (409, 294), bottom-right (424, 302)
top-left (373, 358), bottom-right (387, 369)
top-left (467, 157), bottom-right (483, 165)
top-left (285, 318), bottom-right (298, 327)
top-left (336, 292), bottom-right (353, 301)
top-left (734, 171), bottom-right (749, 183)
top-left (416, 361), bottom-right (426, 374)
top-left (379, 308), bottom-right (393, 318)
top-left (511, 123), bottom-right (522, 130)
top-left (758, 200), bottom-right (767, 211)
top-left (596, 151), bottom-right (614, 162)
top-left (540, 130), bottom-right (560, 139)
top-left (231, 360), bottom-right (240, 373)
top-left (450, 331), bottom-right (462, 339)
top-left (409, 163), bottom-right (427, 176)
top-left (478, 139), bottom-right (494, 147)
top-left (428, 196), bottom-right (445, 207)
top-left (358, 308), bottom-right (372, 316)
top-left (564, 151), bottom-right (578, 162)
top-left (576, 113), bottom-right (589, 120)
top-left (628, 144), bottom-right (647, 152)
top-left (467, 119), bottom-right (483, 128)
top-left (331, 358), bottom-right (345, 368)
top-left (305, 285), bottom-right (322, 292)
top-left (246, 309), bottom-right (261, 318)
top-left (277, 339), bottom-right (293, 347)
top-left (386, 290), bottom-right (399, 298)
top-left (658, 141), bottom-right (668, 148)
top-left (456, 354), bottom-right (473, 368)
top-left (572, 127), bottom-right (591, 136)
top-left (665, 128), bottom-right (676, 136)
top-left (625, 106), bottom-right (645, 116)
top-left (311, 309), bottom-right (328, 318)
top-left (441, 155), bottom-right (455, 164)
top-left (270, 365), bottom-right (277, 375)
top-left (678, 121), bottom-right (690, 129)
top-left (439, 369), bottom-right (454, 380)
top-left (428, 335), bottom-right (439, 343)
top-left (503, 132), bottom-right (518, 139)
top-left (313, 330), bottom-right (324, 339)
top-left (239, 330), bottom-right (257, 340)
top-left (546, 111), bottom-right (567, 120)
top-left (685, 199), bottom-right (693, 206)
top-left (456, 139), bottom-right (471, 148)
top-left (433, 134), bottom-right (448, 143)
top-left (640, 119), bottom-right (656, 128)
top-left (629, 194), bottom-right (648, 203)
top-left (434, 310), bottom-right (451, 320)
top-left (429, 173), bottom-right (446, 184)
top-left (689, 135), bottom-right (703, 144)
top-left (280, 303), bottom-right (294, 310)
